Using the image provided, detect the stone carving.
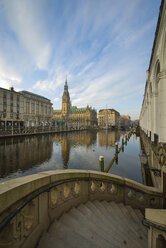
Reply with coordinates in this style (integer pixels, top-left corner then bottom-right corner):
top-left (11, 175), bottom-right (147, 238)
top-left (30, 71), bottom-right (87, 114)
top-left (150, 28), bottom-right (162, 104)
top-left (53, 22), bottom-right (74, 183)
top-left (50, 188), bottom-right (58, 206)
top-left (127, 188), bottom-right (132, 198)
top-left (74, 182), bottom-right (80, 194)
top-left (63, 184), bottom-right (70, 198)
top-left (100, 182), bottom-right (106, 192)
top-left (22, 200), bottom-right (37, 231)
top-left (90, 181), bottom-right (96, 192)
top-left (110, 184), bottom-right (117, 194)
top-left (138, 193), bottom-right (144, 201)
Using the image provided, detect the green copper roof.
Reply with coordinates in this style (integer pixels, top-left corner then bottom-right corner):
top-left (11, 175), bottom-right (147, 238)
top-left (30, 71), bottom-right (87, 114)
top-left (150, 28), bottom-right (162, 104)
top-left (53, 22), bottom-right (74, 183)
top-left (69, 106), bottom-right (87, 113)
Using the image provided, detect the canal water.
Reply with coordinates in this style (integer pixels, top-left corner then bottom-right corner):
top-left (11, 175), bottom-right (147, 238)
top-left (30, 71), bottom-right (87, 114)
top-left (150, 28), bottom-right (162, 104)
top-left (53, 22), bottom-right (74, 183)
top-left (0, 130), bottom-right (142, 183)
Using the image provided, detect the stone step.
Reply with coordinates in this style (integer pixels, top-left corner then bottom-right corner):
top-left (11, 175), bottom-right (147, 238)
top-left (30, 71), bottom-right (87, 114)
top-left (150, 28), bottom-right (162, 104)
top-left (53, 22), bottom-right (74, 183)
top-left (38, 200), bottom-right (148, 248)
top-left (102, 201), bottom-right (145, 248)
top-left (83, 201), bottom-right (131, 247)
top-left (94, 200), bottom-right (141, 248)
top-left (39, 220), bottom-right (99, 248)
top-left (108, 201), bottom-right (147, 247)
top-left (75, 204), bottom-right (122, 247)
top-left (59, 210), bottom-right (111, 248)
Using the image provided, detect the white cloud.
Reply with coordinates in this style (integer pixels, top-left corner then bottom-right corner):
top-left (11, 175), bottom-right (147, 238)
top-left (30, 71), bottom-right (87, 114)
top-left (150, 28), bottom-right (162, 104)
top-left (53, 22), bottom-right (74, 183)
top-left (53, 98), bottom-right (59, 102)
top-left (0, 56), bottom-right (22, 89)
top-left (3, 0), bottom-right (51, 70)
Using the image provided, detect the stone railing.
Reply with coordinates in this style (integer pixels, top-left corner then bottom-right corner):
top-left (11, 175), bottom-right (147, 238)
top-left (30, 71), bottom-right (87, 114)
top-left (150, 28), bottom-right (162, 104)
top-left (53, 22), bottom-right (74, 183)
top-left (144, 208), bottom-right (166, 247)
top-left (0, 170), bottom-right (163, 248)
top-left (0, 126), bottom-right (87, 138)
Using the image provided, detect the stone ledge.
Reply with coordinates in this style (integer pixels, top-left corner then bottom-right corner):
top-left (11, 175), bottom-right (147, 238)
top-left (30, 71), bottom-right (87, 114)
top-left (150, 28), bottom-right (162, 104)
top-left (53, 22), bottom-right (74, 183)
top-left (0, 169), bottom-right (162, 215)
top-left (145, 208), bottom-right (166, 227)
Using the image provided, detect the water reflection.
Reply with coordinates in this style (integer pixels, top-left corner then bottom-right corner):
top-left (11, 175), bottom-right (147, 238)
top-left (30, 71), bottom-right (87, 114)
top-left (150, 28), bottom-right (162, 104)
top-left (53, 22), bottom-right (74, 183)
top-left (0, 130), bottom-right (142, 183)
top-left (0, 136), bottom-right (53, 178)
top-left (53, 130), bottom-right (97, 168)
top-left (98, 130), bottom-right (120, 147)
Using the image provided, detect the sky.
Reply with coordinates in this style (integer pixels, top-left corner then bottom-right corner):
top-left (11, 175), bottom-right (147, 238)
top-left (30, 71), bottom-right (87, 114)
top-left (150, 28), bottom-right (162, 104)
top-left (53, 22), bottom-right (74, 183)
top-left (0, 0), bottom-right (161, 120)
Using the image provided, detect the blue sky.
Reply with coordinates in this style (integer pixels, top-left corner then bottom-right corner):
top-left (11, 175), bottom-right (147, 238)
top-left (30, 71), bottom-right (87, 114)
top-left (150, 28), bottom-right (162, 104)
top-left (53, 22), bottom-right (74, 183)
top-left (0, 0), bottom-right (161, 119)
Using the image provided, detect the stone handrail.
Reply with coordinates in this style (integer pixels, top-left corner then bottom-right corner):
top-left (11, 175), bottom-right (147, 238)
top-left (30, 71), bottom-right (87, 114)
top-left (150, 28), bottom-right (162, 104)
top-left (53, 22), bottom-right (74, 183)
top-left (0, 170), bottom-right (163, 248)
top-left (144, 208), bottom-right (166, 246)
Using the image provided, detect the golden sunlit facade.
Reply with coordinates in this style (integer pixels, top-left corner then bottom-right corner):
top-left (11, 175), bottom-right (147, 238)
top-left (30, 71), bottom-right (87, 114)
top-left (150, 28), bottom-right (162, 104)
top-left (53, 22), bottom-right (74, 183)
top-left (98, 109), bottom-right (120, 128)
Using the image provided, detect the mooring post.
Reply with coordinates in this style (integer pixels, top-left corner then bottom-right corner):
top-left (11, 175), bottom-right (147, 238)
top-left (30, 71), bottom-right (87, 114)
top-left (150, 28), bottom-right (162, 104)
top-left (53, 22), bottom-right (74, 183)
top-left (122, 136), bottom-right (124, 152)
top-left (115, 142), bottom-right (118, 154)
top-left (99, 156), bottom-right (104, 172)
top-left (122, 136), bottom-right (124, 146)
top-left (125, 135), bottom-right (127, 145)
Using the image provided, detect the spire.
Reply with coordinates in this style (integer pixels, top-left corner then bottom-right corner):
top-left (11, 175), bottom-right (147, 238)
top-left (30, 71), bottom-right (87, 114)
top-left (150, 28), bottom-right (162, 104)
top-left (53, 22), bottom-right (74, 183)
top-left (65, 77), bottom-right (68, 86)
top-left (63, 78), bottom-right (69, 97)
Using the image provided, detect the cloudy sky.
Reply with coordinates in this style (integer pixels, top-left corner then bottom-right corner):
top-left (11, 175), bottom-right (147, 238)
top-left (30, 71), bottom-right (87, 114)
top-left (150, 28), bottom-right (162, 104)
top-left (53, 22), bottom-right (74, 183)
top-left (0, 0), bottom-right (161, 119)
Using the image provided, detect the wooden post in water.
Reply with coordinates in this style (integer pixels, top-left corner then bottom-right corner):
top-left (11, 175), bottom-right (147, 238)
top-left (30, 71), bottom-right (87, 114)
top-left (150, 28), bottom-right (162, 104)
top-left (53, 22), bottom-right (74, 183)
top-left (122, 136), bottom-right (124, 152)
top-left (125, 135), bottom-right (127, 145)
top-left (99, 156), bottom-right (104, 172)
top-left (115, 142), bottom-right (118, 154)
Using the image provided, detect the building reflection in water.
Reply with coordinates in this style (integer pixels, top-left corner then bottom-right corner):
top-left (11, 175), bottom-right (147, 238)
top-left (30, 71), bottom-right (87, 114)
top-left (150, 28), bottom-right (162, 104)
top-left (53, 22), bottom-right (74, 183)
top-left (0, 135), bottom-right (53, 178)
top-left (52, 130), bottom-right (97, 169)
top-left (0, 130), bottom-right (126, 180)
top-left (98, 130), bottom-right (120, 147)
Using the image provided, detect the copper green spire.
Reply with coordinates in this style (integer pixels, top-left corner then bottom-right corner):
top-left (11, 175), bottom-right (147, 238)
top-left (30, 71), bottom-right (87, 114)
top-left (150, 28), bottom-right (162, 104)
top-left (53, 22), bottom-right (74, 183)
top-left (64, 78), bottom-right (69, 97)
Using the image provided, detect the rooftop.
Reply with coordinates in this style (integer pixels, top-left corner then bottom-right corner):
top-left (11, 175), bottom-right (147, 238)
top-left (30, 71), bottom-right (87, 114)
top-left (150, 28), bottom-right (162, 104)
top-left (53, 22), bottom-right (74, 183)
top-left (19, 90), bottom-right (51, 102)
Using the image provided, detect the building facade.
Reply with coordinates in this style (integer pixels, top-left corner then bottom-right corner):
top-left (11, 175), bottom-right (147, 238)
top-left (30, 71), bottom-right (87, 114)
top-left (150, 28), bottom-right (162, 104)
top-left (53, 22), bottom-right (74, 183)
top-left (0, 87), bottom-right (53, 128)
top-left (120, 115), bottom-right (131, 129)
top-left (20, 91), bottom-right (53, 127)
top-left (98, 109), bottom-right (120, 128)
top-left (0, 87), bottom-right (24, 128)
top-left (53, 80), bottom-right (97, 127)
top-left (139, 0), bottom-right (166, 143)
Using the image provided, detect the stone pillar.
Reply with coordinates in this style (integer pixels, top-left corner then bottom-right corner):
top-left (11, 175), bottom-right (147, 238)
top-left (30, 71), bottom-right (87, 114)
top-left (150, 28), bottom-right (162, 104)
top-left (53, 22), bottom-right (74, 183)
top-left (152, 92), bottom-right (158, 141)
top-left (158, 71), bottom-right (166, 143)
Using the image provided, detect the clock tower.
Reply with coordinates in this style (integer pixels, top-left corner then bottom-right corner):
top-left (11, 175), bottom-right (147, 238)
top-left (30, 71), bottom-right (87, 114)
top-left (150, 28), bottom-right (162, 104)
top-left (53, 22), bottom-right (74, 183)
top-left (62, 79), bottom-right (70, 116)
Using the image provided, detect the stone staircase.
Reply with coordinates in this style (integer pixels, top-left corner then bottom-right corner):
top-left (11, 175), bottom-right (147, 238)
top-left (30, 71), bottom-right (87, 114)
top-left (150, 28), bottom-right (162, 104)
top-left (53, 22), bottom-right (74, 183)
top-left (38, 200), bottom-right (148, 248)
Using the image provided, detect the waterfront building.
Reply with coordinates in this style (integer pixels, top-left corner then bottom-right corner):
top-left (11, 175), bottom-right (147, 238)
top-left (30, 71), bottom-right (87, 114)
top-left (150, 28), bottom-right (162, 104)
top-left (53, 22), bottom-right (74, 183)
top-left (98, 108), bottom-right (120, 128)
top-left (20, 90), bottom-right (53, 127)
top-left (120, 115), bottom-right (131, 129)
top-left (0, 87), bottom-right (24, 128)
top-left (53, 80), bottom-right (97, 127)
top-left (0, 87), bottom-right (53, 128)
top-left (139, 0), bottom-right (166, 143)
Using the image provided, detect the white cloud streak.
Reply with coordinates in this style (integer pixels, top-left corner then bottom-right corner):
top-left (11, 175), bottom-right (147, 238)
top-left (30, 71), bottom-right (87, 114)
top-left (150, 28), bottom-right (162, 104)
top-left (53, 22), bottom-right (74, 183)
top-left (2, 0), bottom-right (51, 70)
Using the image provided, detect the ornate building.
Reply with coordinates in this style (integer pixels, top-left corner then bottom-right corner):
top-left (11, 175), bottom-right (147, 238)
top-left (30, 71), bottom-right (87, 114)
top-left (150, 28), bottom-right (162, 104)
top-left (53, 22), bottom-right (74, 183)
top-left (98, 109), bottom-right (120, 128)
top-left (53, 80), bottom-right (97, 127)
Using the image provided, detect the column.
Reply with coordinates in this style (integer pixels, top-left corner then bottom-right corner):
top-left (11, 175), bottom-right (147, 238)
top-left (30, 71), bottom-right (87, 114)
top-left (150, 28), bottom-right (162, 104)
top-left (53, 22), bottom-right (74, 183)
top-left (152, 92), bottom-right (158, 140)
top-left (158, 71), bottom-right (166, 143)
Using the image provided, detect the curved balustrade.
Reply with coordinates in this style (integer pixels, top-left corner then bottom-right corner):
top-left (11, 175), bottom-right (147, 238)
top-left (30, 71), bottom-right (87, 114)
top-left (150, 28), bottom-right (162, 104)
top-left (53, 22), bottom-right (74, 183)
top-left (0, 170), bottom-right (163, 248)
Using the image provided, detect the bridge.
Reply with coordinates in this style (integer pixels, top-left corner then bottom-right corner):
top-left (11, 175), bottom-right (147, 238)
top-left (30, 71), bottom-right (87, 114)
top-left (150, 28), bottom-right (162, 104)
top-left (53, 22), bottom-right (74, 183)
top-left (0, 170), bottom-right (165, 248)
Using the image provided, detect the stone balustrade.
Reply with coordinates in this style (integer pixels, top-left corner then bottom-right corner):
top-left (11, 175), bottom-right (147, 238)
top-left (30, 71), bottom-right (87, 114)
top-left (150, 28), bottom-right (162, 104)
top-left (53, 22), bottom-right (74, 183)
top-left (0, 170), bottom-right (163, 248)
